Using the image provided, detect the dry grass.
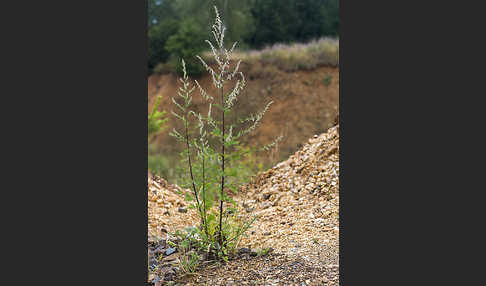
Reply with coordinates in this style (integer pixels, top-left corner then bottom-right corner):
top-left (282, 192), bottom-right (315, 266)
top-left (202, 37), bottom-right (339, 72)
top-left (155, 38), bottom-right (339, 76)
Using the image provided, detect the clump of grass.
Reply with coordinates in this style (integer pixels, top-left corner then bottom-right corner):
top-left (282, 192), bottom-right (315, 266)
top-left (202, 37), bottom-right (339, 72)
top-left (178, 230), bottom-right (201, 274)
top-left (247, 64), bottom-right (279, 80)
top-left (153, 62), bottom-right (174, 75)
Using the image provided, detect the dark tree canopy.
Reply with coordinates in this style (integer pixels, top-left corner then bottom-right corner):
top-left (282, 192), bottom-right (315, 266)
top-left (148, 0), bottom-right (339, 74)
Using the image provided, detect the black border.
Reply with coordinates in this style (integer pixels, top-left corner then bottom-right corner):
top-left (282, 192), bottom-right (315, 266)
top-left (5, 0), bottom-right (148, 284)
top-left (5, 0), bottom-right (479, 284)
top-left (338, 0), bottom-right (482, 284)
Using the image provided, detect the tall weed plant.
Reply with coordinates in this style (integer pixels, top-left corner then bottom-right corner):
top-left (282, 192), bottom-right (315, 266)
top-left (169, 6), bottom-right (281, 261)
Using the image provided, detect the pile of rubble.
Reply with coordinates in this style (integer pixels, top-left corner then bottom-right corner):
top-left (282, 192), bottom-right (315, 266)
top-left (236, 125), bottom-right (339, 261)
top-left (184, 125), bottom-right (340, 285)
top-left (240, 125), bottom-right (339, 198)
top-left (148, 174), bottom-right (198, 240)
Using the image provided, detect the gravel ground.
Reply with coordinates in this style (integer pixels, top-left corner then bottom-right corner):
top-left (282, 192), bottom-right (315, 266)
top-left (148, 125), bottom-right (339, 285)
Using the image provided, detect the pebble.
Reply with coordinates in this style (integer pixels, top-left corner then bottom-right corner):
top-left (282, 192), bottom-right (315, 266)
top-left (165, 247), bottom-right (176, 256)
top-left (239, 247), bottom-right (252, 254)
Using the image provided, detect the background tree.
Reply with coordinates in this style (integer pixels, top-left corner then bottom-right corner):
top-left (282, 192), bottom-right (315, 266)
top-left (148, 19), bottom-right (178, 73)
top-left (147, 0), bottom-right (339, 74)
top-left (165, 20), bottom-right (206, 76)
top-left (320, 0), bottom-right (340, 37)
top-left (148, 0), bottom-right (178, 28)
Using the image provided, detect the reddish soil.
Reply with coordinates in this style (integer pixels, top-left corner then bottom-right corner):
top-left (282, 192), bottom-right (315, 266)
top-left (148, 62), bottom-right (339, 166)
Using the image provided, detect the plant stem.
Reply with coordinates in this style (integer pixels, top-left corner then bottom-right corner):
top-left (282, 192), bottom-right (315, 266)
top-left (219, 78), bottom-right (225, 246)
top-left (184, 118), bottom-right (203, 227)
top-left (202, 151), bottom-right (208, 237)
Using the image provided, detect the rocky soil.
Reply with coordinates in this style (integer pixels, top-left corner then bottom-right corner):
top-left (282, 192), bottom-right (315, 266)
top-left (148, 175), bottom-right (197, 238)
top-left (148, 125), bottom-right (339, 285)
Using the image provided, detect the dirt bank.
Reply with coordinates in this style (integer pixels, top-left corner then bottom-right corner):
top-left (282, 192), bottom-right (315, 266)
top-left (148, 62), bottom-right (338, 166)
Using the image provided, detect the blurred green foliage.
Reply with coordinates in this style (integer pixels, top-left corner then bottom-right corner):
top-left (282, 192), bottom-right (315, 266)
top-left (148, 19), bottom-right (178, 73)
top-left (148, 95), bottom-right (168, 140)
top-left (148, 0), bottom-right (339, 75)
top-left (165, 20), bottom-right (206, 76)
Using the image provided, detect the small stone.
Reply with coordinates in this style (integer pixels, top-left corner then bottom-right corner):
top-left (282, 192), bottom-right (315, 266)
top-left (262, 202), bottom-right (272, 209)
top-left (148, 273), bottom-right (156, 281)
top-left (149, 258), bottom-right (158, 269)
top-left (158, 237), bottom-right (167, 245)
top-left (154, 246), bottom-right (165, 255)
top-left (289, 248), bottom-right (299, 255)
top-left (239, 247), bottom-right (252, 254)
top-left (163, 269), bottom-right (176, 281)
top-left (165, 247), bottom-right (176, 256)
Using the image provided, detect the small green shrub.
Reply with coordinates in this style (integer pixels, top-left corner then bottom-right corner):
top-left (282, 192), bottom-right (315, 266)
top-left (323, 73), bottom-right (332, 87)
top-left (148, 154), bottom-right (173, 180)
top-left (148, 95), bottom-right (168, 141)
top-left (176, 229), bottom-right (201, 273)
top-left (256, 247), bottom-right (272, 257)
top-left (148, 97), bottom-right (171, 178)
